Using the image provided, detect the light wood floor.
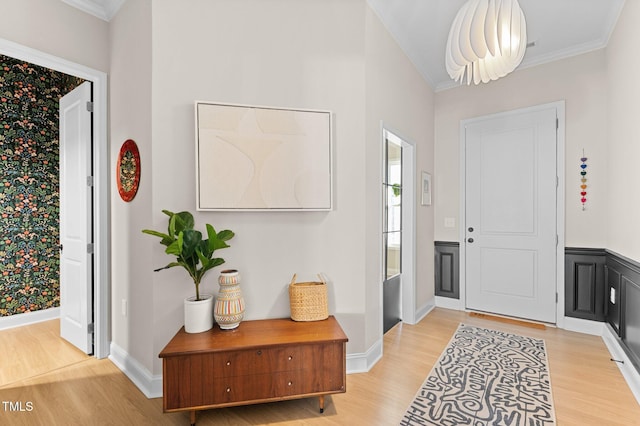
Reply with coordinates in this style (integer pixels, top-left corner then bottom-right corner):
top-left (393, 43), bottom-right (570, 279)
top-left (1, 308), bottom-right (639, 425)
top-left (0, 319), bottom-right (90, 388)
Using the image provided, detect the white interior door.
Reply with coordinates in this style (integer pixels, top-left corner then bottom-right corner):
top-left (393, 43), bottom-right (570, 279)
top-left (383, 132), bottom-right (403, 333)
top-left (59, 81), bottom-right (93, 354)
top-left (464, 106), bottom-right (558, 323)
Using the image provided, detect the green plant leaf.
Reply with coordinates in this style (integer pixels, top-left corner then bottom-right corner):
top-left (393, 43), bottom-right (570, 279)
top-left (205, 224), bottom-right (218, 253)
top-left (217, 229), bottom-right (235, 242)
top-left (198, 239), bottom-right (212, 258)
top-left (391, 183), bottom-right (401, 197)
top-left (195, 249), bottom-right (223, 276)
top-left (200, 257), bottom-right (225, 276)
top-left (206, 224), bottom-right (233, 251)
top-left (181, 229), bottom-right (202, 259)
top-left (165, 231), bottom-right (183, 256)
top-left (141, 229), bottom-right (174, 246)
top-left (174, 211), bottom-right (194, 233)
top-left (153, 261), bottom-right (182, 272)
top-left (167, 212), bottom-right (177, 238)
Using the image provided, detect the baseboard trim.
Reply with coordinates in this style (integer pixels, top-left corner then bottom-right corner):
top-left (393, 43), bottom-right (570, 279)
top-left (415, 302), bottom-right (435, 324)
top-left (109, 342), bottom-right (162, 399)
top-left (346, 338), bottom-right (382, 374)
top-left (602, 324), bottom-right (640, 405)
top-left (561, 316), bottom-right (605, 336)
top-left (0, 307), bottom-right (60, 330)
top-left (435, 296), bottom-right (463, 311)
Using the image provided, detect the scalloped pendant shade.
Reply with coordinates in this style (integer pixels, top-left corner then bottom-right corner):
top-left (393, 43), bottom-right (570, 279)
top-left (446, 0), bottom-right (527, 85)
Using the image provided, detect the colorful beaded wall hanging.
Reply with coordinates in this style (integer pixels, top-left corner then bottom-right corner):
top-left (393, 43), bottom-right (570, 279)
top-left (580, 151), bottom-right (587, 210)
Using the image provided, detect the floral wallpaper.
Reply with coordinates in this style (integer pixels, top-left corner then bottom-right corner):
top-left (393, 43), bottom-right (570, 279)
top-left (0, 55), bottom-right (84, 316)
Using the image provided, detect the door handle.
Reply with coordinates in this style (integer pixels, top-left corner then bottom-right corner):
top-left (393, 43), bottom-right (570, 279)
top-left (467, 238), bottom-right (474, 243)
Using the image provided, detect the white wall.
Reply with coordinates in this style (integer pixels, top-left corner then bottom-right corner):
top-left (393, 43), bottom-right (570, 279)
top-left (109, 0), bottom-right (154, 374)
top-left (364, 7), bottom-right (435, 344)
top-left (434, 50), bottom-right (608, 249)
top-left (0, 0), bottom-right (109, 73)
top-left (606, 0), bottom-right (640, 261)
top-left (150, 0), bottom-right (369, 375)
top-left (1, 0), bottom-right (433, 380)
top-left (141, 0), bottom-right (436, 375)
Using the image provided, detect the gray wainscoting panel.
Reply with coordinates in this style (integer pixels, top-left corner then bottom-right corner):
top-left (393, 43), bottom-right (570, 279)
top-left (435, 242), bottom-right (459, 299)
top-left (564, 248), bottom-right (606, 321)
top-left (432, 244), bottom-right (639, 374)
top-left (625, 277), bottom-right (640, 363)
top-left (383, 274), bottom-right (401, 334)
top-left (606, 250), bottom-right (640, 371)
top-left (606, 266), bottom-right (621, 334)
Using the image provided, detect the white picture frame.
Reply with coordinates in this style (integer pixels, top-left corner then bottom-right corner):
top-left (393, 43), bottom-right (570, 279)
top-left (195, 101), bottom-right (333, 211)
top-left (421, 172), bottom-right (432, 206)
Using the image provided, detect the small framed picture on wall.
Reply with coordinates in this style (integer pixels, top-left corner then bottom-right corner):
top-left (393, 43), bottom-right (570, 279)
top-left (421, 172), bottom-right (432, 206)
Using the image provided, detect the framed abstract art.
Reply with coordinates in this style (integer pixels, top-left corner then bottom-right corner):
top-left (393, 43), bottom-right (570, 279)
top-left (195, 101), bottom-right (333, 211)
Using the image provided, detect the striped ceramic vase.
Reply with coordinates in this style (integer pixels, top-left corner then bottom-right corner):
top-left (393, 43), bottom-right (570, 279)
top-left (214, 269), bottom-right (245, 330)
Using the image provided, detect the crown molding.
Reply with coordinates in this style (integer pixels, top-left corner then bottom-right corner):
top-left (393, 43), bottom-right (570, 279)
top-left (61, 0), bottom-right (125, 22)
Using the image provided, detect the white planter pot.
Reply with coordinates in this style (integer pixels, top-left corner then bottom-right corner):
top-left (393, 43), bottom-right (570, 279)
top-left (184, 293), bottom-right (214, 333)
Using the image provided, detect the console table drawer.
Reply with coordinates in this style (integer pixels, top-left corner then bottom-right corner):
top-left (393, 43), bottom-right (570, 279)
top-left (165, 362), bottom-right (310, 409)
top-left (204, 371), bottom-right (306, 405)
top-left (213, 346), bottom-right (302, 377)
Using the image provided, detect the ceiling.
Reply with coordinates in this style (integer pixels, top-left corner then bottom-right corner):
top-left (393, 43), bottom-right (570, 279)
top-left (61, 0), bottom-right (125, 22)
top-left (367, 0), bottom-right (626, 91)
top-left (65, 0), bottom-right (625, 92)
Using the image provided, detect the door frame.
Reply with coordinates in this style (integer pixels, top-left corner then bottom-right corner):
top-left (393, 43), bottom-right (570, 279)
top-left (459, 101), bottom-right (565, 327)
top-left (0, 38), bottom-right (110, 358)
top-left (380, 124), bottom-right (417, 326)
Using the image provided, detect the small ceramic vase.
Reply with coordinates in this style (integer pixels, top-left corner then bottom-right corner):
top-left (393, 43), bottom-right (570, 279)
top-left (214, 269), bottom-right (245, 330)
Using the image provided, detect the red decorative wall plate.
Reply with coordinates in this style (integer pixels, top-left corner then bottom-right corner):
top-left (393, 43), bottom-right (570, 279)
top-left (117, 139), bottom-right (141, 202)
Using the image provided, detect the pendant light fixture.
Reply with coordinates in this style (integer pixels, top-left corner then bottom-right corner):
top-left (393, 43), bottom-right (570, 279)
top-left (446, 0), bottom-right (527, 85)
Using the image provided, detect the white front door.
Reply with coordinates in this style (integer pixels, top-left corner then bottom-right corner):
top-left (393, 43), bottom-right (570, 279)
top-left (464, 105), bottom-right (558, 323)
top-left (59, 81), bottom-right (93, 354)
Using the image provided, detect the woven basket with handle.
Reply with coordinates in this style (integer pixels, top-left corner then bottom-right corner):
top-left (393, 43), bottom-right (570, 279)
top-left (288, 273), bottom-right (328, 321)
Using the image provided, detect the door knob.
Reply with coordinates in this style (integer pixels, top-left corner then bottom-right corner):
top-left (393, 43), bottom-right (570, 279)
top-left (467, 238), bottom-right (474, 243)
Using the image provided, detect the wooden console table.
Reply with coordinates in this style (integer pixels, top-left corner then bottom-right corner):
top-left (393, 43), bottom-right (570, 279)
top-left (159, 316), bottom-right (348, 425)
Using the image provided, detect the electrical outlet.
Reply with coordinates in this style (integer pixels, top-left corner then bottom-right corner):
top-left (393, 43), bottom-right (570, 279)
top-left (122, 299), bottom-right (128, 317)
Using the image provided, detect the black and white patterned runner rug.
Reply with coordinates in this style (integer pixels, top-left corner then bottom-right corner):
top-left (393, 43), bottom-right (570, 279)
top-left (400, 324), bottom-right (556, 425)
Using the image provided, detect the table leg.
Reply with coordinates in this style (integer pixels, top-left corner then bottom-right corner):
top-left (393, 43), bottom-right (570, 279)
top-left (190, 410), bottom-right (196, 426)
top-left (319, 395), bottom-right (325, 413)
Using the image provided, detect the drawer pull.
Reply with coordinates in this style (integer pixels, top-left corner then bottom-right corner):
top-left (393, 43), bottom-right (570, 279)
top-left (256, 350), bottom-right (262, 356)
top-left (287, 381), bottom-right (293, 386)
top-left (226, 387), bottom-right (231, 393)
top-left (288, 355), bottom-right (293, 361)
top-left (226, 361), bottom-right (231, 366)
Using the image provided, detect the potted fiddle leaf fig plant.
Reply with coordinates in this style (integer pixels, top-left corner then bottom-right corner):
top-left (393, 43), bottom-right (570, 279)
top-left (142, 210), bottom-right (234, 333)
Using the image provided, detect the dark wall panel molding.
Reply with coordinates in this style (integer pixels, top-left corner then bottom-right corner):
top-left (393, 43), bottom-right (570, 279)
top-left (606, 266), bottom-right (621, 334)
top-left (434, 244), bottom-right (639, 373)
top-left (435, 241), bottom-right (459, 299)
top-left (605, 250), bottom-right (640, 371)
top-left (624, 278), bottom-right (640, 366)
top-left (564, 247), bottom-right (606, 321)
